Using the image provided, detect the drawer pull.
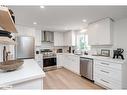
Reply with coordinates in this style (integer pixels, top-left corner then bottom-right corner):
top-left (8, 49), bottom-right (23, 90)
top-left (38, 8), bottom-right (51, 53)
top-left (101, 62), bottom-right (109, 65)
top-left (100, 70), bottom-right (109, 74)
top-left (100, 79), bottom-right (110, 84)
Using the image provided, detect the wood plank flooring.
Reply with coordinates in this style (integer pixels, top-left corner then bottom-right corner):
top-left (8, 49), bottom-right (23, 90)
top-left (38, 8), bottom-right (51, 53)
top-left (43, 68), bottom-right (103, 89)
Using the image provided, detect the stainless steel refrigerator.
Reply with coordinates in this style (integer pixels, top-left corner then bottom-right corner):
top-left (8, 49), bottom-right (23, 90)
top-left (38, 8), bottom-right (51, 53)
top-left (16, 36), bottom-right (35, 59)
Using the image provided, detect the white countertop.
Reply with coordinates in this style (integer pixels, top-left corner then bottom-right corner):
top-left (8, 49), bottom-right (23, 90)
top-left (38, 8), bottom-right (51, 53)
top-left (0, 59), bottom-right (45, 87)
top-left (80, 55), bottom-right (126, 64)
top-left (57, 53), bottom-right (126, 64)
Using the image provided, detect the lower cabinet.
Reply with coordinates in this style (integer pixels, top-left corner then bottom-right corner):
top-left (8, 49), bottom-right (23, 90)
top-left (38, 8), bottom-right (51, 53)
top-left (57, 53), bottom-right (80, 75)
top-left (57, 54), bottom-right (64, 68)
top-left (93, 59), bottom-right (127, 89)
top-left (94, 74), bottom-right (121, 89)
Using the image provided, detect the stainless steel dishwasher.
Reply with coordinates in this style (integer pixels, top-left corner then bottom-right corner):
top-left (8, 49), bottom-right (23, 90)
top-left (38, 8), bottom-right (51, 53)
top-left (80, 57), bottom-right (93, 81)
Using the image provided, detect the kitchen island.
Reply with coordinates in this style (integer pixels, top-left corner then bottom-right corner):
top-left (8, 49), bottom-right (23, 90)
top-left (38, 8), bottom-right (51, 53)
top-left (0, 59), bottom-right (45, 90)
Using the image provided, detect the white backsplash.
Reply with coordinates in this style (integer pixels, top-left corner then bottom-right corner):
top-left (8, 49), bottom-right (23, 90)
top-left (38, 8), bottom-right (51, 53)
top-left (41, 42), bottom-right (54, 49)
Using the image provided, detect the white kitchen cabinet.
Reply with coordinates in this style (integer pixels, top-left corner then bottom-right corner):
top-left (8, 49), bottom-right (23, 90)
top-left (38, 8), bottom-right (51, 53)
top-left (57, 53), bottom-right (80, 74)
top-left (54, 32), bottom-right (64, 46)
top-left (57, 53), bottom-right (80, 75)
top-left (67, 55), bottom-right (80, 74)
top-left (88, 18), bottom-right (113, 45)
top-left (93, 59), bottom-right (127, 89)
top-left (54, 31), bottom-right (76, 46)
top-left (35, 29), bottom-right (42, 46)
top-left (63, 32), bottom-right (69, 46)
top-left (57, 54), bottom-right (64, 68)
top-left (63, 55), bottom-right (72, 70)
top-left (63, 31), bottom-right (76, 46)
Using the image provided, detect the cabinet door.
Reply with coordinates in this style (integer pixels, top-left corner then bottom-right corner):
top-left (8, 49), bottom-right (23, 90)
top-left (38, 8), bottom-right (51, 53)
top-left (54, 32), bottom-right (64, 46)
top-left (96, 18), bottom-right (112, 45)
top-left (88, 18), bottom-right (112, 45)
top-left (63, 32), bottom-right (68, 46)
top-left (63, 55), bottom-right (71, 69)
top-left (68, 55), bottom-right (80, 74)
top-left (63, 55), bottom-right (80, 74)
top-left (57, 54), bottom-right (64, 68)
top-left (35, 30), bottom-right (41, 46)
top-left (67, 32), bottom-right (72, 46)
top-left (88, 23), bottom-right (98, 45)
top-left (72, 56), bottom-right (80, 74)
top-left (63, 31), bottom-right (75, 46)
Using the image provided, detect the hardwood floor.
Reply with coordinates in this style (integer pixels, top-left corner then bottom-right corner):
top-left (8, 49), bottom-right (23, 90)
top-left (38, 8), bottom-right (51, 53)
top-left (43, 68), bottom-right (103, 89)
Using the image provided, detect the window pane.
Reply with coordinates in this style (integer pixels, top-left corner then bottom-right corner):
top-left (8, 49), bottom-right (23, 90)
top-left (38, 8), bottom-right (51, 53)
top-left (76, 34), bottom-right (90, 50)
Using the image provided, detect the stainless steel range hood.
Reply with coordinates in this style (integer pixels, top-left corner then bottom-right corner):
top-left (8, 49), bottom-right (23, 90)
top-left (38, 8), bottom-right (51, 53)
top-left (41, 31), bottom-right (54, 43)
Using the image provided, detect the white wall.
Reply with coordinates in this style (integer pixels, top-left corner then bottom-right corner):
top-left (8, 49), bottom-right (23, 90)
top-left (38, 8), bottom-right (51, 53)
top-left (16, 25), bottom-right (35, 37)
top-left (113, 18), bottom-right (127, 49)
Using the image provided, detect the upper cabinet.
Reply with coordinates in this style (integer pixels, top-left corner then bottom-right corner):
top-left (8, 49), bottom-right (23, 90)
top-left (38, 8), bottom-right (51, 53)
top-left (0, 6), bottom-right (17, 32)
top-left (35, 29), bottom-right (42, 46)
top-left (87, 18), bottom-right (113, 45)
top-left (54, 32), bottom-right (64, 46)
top-left (54, 31), bottom-right (76, 46)
top-left (63, 31), bottom-right (76, 46)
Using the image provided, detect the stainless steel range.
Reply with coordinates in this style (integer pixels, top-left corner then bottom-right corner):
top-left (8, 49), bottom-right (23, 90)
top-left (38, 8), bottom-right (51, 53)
top-left (41, 49), bottom-right (57, 71)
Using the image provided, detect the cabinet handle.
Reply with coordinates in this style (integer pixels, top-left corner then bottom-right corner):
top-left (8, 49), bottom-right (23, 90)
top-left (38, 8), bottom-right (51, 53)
top-left (100, 79), bottom-right (110, 84)
top-left (101, 62), bottom-right (109, 65)
top-left (100, 70), bottom-right (109, 74)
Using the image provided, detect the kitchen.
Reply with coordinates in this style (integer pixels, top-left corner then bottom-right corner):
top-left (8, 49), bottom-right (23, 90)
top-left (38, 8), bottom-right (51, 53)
top-left (0, 6), bottom-right (127, 90)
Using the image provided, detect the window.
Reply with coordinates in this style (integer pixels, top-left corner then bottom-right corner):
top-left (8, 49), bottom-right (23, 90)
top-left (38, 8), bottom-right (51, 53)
top-left (76, 34), bottom-right (90, 50)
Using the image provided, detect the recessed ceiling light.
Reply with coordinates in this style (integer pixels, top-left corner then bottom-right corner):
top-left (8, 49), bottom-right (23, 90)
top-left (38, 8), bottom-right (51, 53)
top-left (82, 19), bottom-right (87, 22)
top-left (40, 5), bottom-right (45, 8)
top-left (33, 22), bottom-right (37, 25)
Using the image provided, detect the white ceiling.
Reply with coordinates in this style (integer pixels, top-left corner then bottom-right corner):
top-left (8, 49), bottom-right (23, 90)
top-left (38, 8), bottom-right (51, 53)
top-left (9, 6), bottom-right (127, 31)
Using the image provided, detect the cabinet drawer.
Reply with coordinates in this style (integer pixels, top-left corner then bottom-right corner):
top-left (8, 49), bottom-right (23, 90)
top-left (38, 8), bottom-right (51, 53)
top-left (94, 74), bottom-right (121, 89)
top-left (94, 65), bottom-right (121, 81)
top-left (94, 60), bottom-right (121, 70)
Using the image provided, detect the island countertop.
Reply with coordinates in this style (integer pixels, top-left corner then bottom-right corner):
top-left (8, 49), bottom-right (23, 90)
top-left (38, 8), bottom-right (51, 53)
top-left (0, 59), bottom-right (45, 87)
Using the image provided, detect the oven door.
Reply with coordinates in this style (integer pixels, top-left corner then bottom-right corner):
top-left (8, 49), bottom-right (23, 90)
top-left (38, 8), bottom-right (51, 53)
top-left (43, 58), bottom-right (56, 67)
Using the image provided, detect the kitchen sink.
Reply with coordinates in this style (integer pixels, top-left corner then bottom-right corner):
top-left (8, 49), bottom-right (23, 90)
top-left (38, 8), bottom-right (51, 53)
top-left (0, 60), bottom-right (24, 72)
